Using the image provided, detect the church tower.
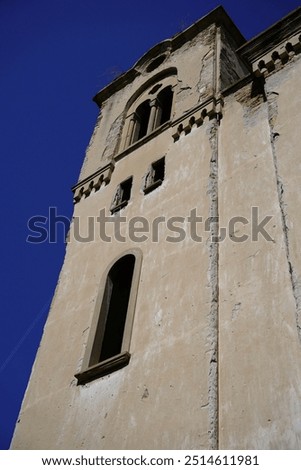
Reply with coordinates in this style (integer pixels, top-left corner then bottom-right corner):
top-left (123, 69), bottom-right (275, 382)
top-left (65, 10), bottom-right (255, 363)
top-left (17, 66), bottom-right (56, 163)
top-left (11, 6), bottom-right (301, 449)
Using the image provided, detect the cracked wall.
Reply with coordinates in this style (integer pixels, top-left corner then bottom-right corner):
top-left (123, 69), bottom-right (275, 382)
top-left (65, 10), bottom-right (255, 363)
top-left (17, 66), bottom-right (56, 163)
top-left (218, 55), bottom-right (301, 449)
top-left (79, 24), bottom-right (219, 184)
top-left (265, 63), bottom-right (301, 342)
top-left (205, 119), bottom-right (219, 450)
top-left (218, 27), bottom-right (249, 92)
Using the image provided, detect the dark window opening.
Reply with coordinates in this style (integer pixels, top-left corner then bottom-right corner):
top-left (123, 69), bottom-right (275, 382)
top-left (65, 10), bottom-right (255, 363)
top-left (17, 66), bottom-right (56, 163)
top-left (90, 255), bottom-right (135, 365)
top-left (143, 157), bottom-right (165, 194)
top-left (157, 87), bottom-right (173, 126)
top-left (153, 157), bottom-right (165, 182)
top-left (126, 84), bottom-right (173, 149)
top-left (111, 177), bottom-right (133, 213)
top-left (120, 177), bottom-right (132, 201)
top-left (134, 100), bottom-right (151, 142)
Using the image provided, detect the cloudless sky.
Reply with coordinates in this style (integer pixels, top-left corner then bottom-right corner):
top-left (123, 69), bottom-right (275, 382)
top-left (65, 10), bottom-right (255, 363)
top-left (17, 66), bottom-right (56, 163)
top-left (1, 0), bottom-right (300, 450)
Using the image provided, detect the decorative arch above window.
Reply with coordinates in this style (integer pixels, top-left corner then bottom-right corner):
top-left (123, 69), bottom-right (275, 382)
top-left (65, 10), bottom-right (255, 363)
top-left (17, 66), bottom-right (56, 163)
top-left (75, 250), bottom-right (142, 384)
top-left (121, 70), bottom-right (177, 150)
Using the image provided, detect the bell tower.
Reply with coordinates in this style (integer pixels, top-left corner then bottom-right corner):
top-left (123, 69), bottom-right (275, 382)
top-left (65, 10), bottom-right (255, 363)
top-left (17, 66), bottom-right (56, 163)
top-left (11, 6), bottom-right (301, 449)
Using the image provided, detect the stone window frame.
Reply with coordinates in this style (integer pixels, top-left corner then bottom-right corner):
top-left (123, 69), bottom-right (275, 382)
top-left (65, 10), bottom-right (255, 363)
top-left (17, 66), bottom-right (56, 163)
top-left (143, 156), bottom-right (165, 195)
top-left (75, 249), bottom-right (142, 385)
top-left (110, 176), bottom-right (133, 214)
top-left (120, 70), bottom-right (177, 151)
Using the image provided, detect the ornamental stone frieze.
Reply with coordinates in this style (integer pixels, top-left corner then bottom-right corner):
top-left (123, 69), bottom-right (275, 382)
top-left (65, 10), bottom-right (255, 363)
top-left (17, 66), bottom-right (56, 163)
top-left (72, 162), bottom-right (114, 204)
top-left (253, 33), bottom-right (301, 76)
top-left (172, 97), bottom-right (223, 141)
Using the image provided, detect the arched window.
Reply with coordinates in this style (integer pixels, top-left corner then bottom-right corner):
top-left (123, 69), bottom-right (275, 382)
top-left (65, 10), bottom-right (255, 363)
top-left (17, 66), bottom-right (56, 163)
top-left (75, 251), bottom-right (142, 384)
top-left (134, 100), bottom-right (151, 141)
top-left (129, 86), bottom-right (173, 146)
top-left (90, 254), bottom-right (135, 364)
top-left (122, 75), bottom-right (175, 149)
top-left (156, 86), bottom-right (173, 126)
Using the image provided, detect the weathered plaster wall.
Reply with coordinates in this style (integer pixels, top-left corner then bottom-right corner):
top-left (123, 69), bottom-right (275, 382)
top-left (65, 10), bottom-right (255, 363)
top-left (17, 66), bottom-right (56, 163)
top-left (218, 56), bottom-right (301, 449)
top-left (12, 121), bottom-right (218, 449)
top-left (79, 25), bottom-right (219, 182)
top-left (11, 8), bottom-right (301, 450)
top-left (265, 59), bottom-right (301, 340)
top-left (218, 26), bottom-right (249, 92)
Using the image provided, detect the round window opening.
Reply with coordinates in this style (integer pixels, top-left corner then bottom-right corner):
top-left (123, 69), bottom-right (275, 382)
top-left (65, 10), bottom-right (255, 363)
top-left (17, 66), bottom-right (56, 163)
top-left (146, 55), bottom-right (167, 73)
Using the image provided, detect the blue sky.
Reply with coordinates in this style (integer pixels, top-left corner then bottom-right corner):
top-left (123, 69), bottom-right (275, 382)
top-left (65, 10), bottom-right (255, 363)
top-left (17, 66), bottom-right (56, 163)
top-left (1, 0), bottom-right (300, 450)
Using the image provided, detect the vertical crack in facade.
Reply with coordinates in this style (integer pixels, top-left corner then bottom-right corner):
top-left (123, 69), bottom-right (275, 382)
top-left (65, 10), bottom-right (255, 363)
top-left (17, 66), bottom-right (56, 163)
top-left (267, 89), bottom-right (301, 342)
top-left (206, 118), bottom-right (219, 449)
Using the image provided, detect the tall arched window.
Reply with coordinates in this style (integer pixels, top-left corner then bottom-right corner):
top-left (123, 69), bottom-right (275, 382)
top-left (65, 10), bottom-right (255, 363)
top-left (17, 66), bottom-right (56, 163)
top-left (75, 251), bottom-right (142, 384)
top-left (129, 86), bottom-right (173, 146)
top-left (134, 100), bottom-right (151, 141)
top-left (156, 86), bottom-right (173, 126)
top-left (90, 254), bottom-right (135, 364)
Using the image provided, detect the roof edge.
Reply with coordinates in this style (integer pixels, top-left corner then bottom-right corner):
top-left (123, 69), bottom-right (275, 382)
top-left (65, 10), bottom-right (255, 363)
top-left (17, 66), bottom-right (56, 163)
top-left (93, 6), bottom-right (246, 107)
top-left (238, 6), bottom-right (301, 61)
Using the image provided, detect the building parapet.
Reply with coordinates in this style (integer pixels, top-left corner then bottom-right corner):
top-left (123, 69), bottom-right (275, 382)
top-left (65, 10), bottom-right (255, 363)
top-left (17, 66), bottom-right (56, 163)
top-left (251, 32), bottom-right (301, 77)
top-left (238, 7), bottom-right (301, 76)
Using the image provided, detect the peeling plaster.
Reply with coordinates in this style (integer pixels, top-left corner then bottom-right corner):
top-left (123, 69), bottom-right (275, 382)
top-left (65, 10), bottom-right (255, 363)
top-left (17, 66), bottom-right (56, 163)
top-left (198, 50), bottom-right (214, 101)
top-left (231, 302), bottom-right (242, 321)
top-left (79, 113), bottom-right (102, 178)
top-left (235, 82), bottom-right (266, 129)
top-left (102, 114), bottom-right (124, 160)
top-left (206, 119), bottom-right (219, 450)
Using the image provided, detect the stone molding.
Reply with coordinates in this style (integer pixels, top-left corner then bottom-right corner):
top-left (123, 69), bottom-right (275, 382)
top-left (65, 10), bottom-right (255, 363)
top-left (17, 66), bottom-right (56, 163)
top-left (252, 33), bottom-right (301, 77)
top-left (172, 97), bottom-right (223, 141)
top-left (75, 352), bottom-right (131, 385)
top-left (114, 121), bottom-right (170, 163)
top-left (72, 162), bottom-right (114, 204)
top-left (93, 6), bottom-right (245, 107)
top-left (238, 7), bottom-right (301, 76)
top-left (72, 97), bottom-right (223, 205)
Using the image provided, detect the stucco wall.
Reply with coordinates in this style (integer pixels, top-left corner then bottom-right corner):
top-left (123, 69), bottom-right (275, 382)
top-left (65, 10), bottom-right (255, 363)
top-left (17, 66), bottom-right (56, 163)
top-left (219, 58), bottom-right (301, 448)
top-left (11, 7), bottom-right (301, 450)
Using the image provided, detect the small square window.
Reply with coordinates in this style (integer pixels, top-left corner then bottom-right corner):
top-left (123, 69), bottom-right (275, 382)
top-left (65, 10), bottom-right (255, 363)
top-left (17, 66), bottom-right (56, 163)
top-left (143, 157), bottom-right (165, 194)
top-left (111, 177), bottom-right (133, 213)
